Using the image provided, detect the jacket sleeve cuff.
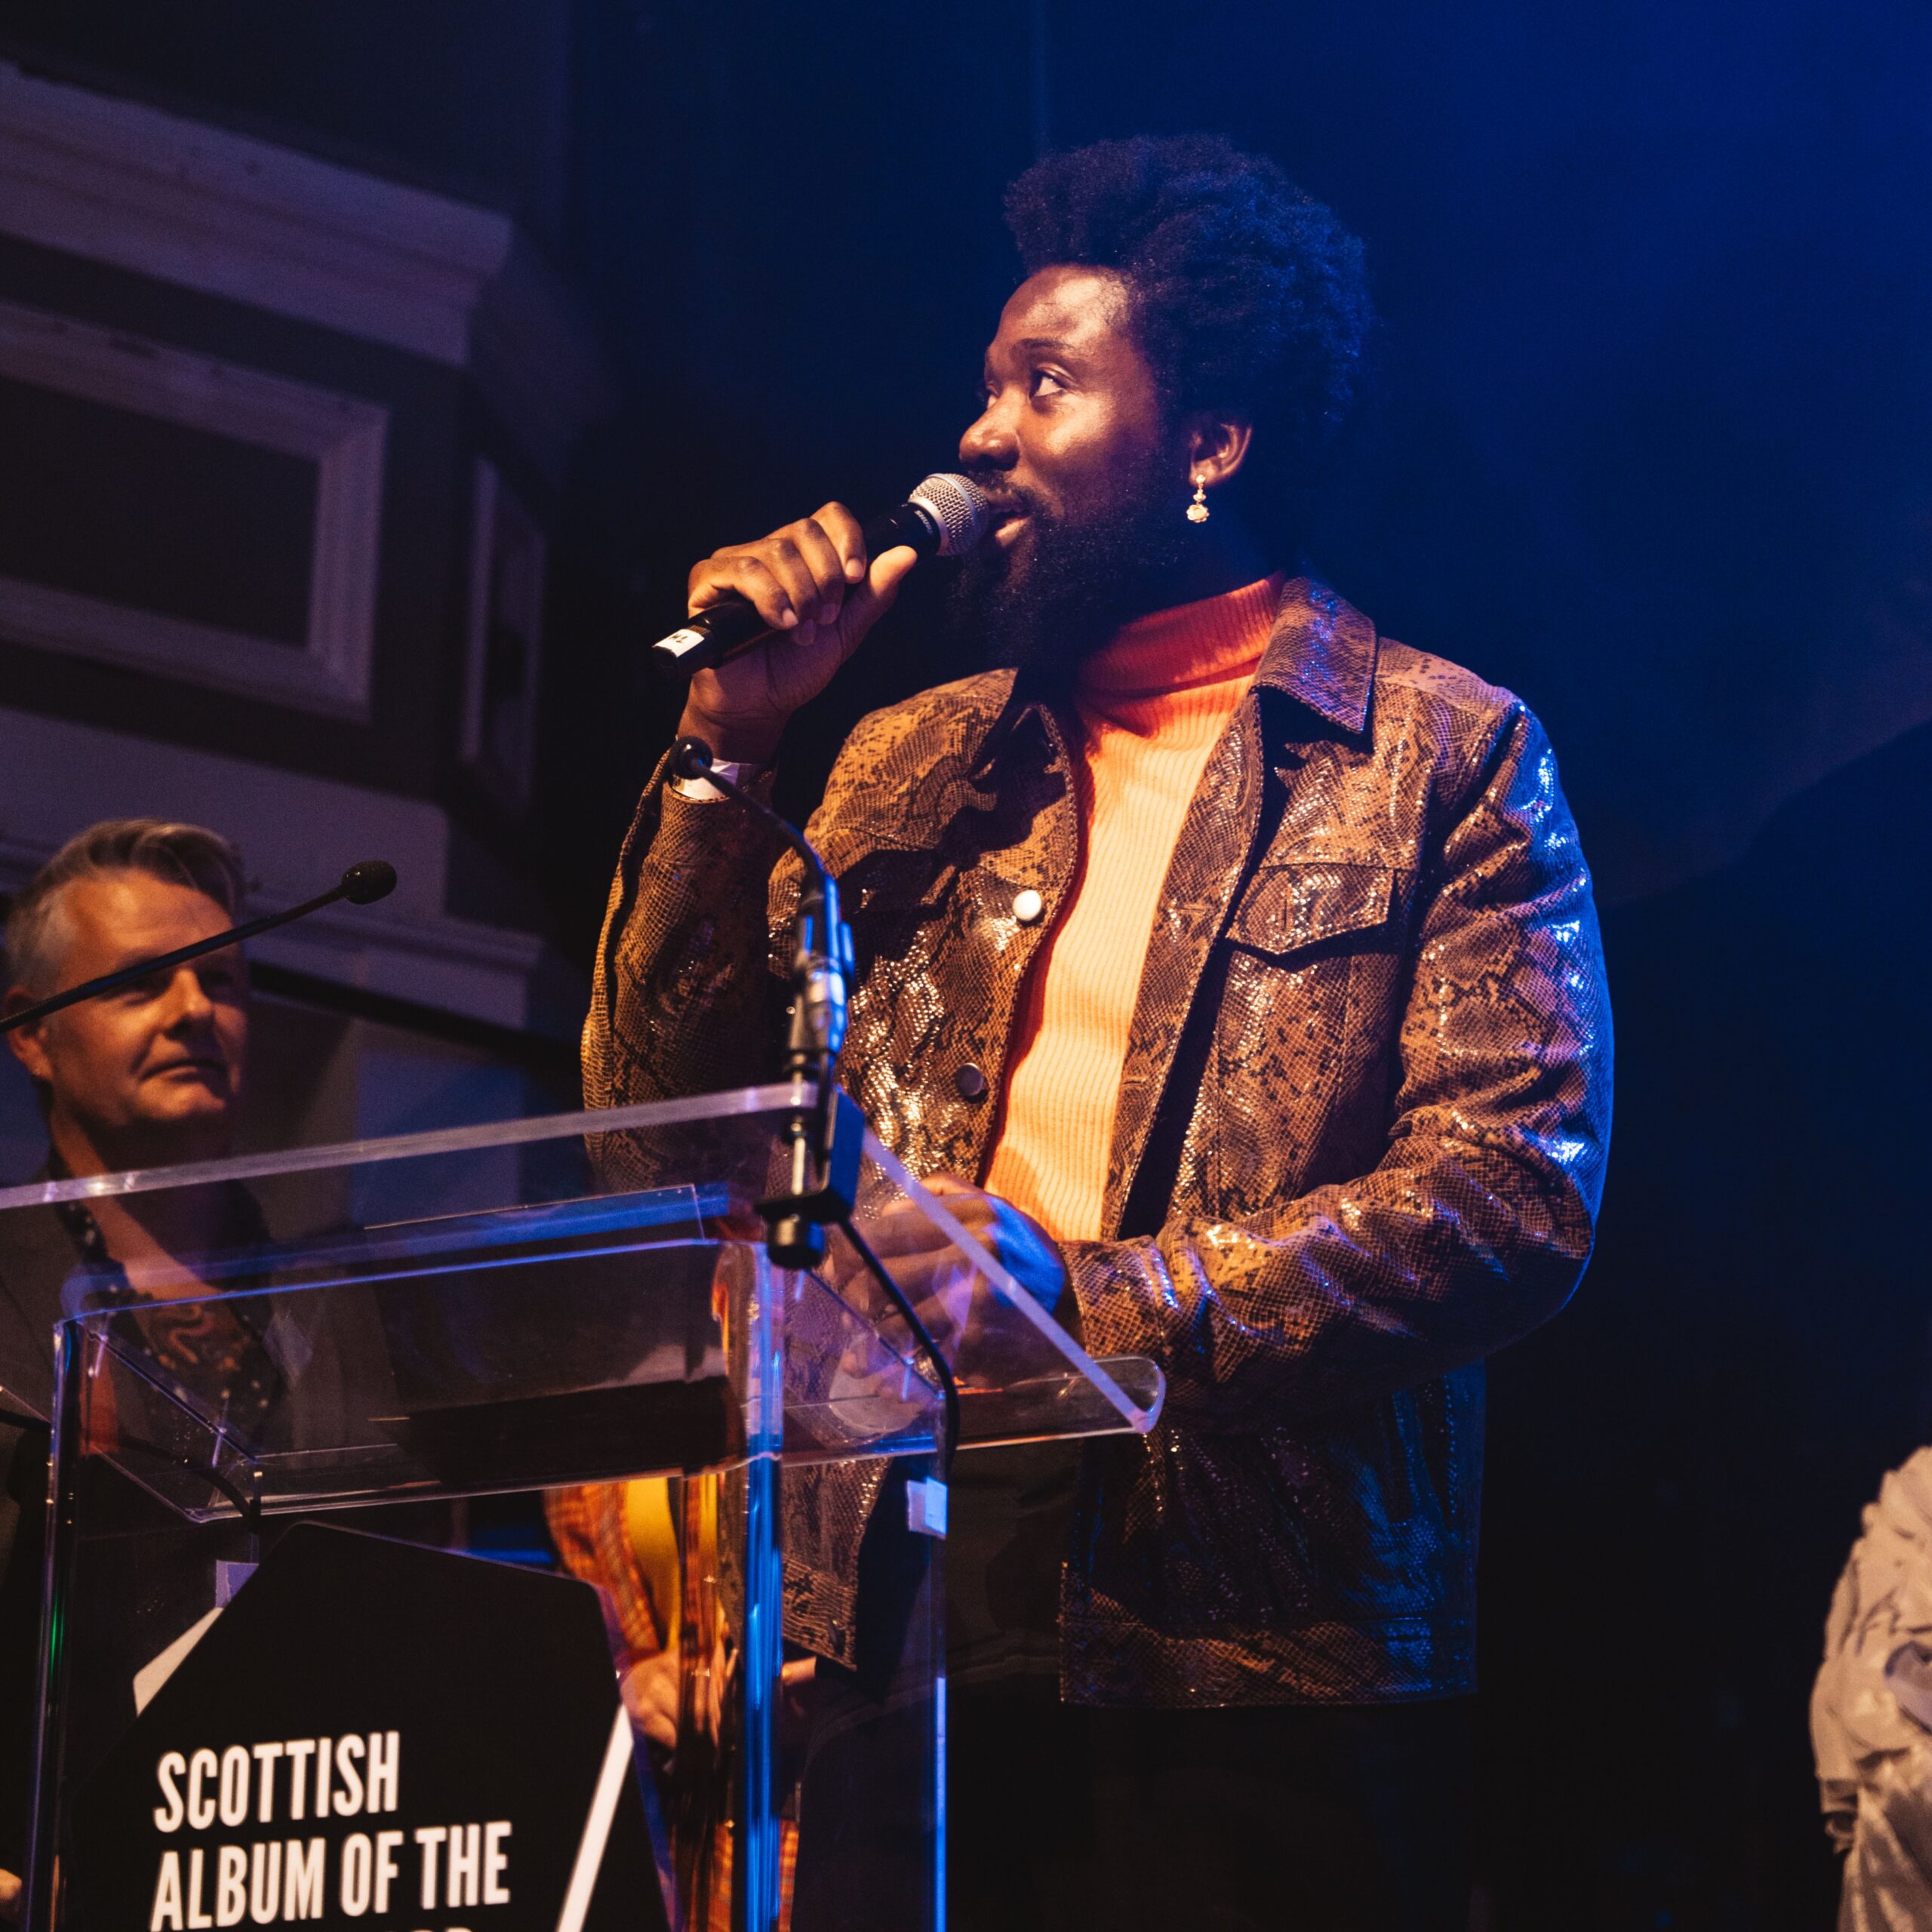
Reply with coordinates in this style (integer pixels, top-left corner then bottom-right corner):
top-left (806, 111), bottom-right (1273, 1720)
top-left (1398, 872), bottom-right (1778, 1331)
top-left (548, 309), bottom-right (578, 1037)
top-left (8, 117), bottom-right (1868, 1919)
top-left (620, 738), bottom-right (783, 890)
top-left (1057, 1236), bottom-right (1171, 1366)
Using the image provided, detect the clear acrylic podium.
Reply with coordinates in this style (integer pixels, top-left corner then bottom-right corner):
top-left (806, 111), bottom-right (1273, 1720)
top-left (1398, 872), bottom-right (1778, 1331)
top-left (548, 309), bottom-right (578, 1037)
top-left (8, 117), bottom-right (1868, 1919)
top-left (0, 1084), bottom-right (1162, 1932)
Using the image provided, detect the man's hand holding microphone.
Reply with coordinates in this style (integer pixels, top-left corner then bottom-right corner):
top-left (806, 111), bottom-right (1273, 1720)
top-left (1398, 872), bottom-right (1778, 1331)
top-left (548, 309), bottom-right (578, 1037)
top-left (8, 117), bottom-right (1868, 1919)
top-left (654, 473), bottom-right (990, 765)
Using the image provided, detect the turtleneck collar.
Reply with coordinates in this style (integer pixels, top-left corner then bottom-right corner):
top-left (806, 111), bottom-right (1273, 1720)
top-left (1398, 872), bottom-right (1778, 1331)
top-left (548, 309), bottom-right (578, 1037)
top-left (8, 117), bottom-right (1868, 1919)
top-left (1078, 573), bottom-right (1286, 703)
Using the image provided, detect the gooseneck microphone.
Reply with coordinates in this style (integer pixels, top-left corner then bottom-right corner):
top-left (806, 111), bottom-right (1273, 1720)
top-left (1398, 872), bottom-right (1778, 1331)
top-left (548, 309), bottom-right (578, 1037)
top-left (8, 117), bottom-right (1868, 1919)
top-left (650, 472), bottom-right (992, 677)
top-left (0, 860), bottom-right (399, 1035)
top-left (668, 737), bottom-right (961, 1476)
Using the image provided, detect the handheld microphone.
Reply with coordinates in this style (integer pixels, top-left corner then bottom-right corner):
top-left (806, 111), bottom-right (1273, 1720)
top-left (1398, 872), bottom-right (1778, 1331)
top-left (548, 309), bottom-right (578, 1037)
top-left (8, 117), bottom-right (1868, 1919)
top-left (651, 472), bottom-right (991, 677)
top-left (1, 860), bottom-right (399, 1035)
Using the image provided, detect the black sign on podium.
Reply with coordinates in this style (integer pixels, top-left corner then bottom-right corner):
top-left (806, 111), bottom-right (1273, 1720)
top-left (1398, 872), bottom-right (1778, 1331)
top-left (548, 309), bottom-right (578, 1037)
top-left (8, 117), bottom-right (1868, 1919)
top-left (75, 1526), bottom-right (663, 1932)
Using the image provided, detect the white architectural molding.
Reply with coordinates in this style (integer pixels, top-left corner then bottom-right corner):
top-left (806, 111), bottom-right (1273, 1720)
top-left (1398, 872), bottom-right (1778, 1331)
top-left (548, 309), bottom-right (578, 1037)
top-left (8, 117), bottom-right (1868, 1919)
top-left (0, 297), bottom-right (386, 715)
top-left (0, 61), bottom-right (605, 481)
top-left (0, 706), bottom-right (577, 1032)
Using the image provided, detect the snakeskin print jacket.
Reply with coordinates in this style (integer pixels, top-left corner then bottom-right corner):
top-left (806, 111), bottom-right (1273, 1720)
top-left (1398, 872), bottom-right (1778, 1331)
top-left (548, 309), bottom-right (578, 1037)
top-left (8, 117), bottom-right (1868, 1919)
top-left (585, 577), bottom-right (1613, 1706)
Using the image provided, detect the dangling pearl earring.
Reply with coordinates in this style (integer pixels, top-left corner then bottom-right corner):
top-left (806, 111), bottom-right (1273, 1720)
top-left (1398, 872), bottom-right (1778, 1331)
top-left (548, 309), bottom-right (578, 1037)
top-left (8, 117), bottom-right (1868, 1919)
top-left (1186, 474), bottom-right (1211, 524)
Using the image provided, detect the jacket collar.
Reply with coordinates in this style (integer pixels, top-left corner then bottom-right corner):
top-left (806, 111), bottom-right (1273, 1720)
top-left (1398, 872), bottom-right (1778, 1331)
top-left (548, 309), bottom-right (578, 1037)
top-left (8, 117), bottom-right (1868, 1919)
top-left (965, 574), bottom-right (1379, 792)
top-left (1251, 576), bottom-right (1379, 734)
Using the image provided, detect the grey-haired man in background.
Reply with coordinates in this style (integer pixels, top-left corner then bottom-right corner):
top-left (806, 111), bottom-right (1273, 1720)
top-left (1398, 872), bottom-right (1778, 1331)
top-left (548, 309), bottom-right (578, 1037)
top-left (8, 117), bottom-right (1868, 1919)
top-left (0, 819), bottom-right (254, 1904)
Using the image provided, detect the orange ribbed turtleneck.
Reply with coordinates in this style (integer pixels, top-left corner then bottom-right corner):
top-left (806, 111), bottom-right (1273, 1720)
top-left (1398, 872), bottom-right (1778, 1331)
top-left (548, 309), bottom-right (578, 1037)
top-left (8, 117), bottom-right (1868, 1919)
top-left (983, 574), bottom-right (1282, 1242)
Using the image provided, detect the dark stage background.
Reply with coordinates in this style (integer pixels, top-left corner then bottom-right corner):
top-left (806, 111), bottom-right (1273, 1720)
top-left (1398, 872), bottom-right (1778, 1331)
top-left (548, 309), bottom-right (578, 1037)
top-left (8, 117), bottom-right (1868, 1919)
top-left (5, 3), bottom-right (1931, 1924)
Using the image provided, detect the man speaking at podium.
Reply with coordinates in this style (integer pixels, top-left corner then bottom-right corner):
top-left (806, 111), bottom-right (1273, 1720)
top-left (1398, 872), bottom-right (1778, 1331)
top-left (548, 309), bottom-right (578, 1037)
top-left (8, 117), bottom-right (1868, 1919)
top-left (589, 137), bottom-right (1612, 1928)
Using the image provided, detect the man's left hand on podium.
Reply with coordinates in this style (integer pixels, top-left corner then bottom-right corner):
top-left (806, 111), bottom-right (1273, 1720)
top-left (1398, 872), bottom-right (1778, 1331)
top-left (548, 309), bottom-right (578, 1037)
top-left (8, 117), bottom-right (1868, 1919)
top-left (858, 1175), bottom-right (1073, 1380)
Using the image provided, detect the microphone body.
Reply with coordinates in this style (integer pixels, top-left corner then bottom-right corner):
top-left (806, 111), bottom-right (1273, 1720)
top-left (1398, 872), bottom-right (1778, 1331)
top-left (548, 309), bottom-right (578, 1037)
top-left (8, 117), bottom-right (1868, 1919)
top-left (0, 862), bottom-right (398, 1035)
top-left (651, 472), bottom-right (989, 677)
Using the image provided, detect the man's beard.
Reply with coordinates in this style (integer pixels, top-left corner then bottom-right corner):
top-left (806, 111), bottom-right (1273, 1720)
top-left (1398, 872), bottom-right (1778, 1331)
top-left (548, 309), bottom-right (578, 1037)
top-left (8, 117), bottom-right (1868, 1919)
top-left (948, 457), bottom-right (1193, 682)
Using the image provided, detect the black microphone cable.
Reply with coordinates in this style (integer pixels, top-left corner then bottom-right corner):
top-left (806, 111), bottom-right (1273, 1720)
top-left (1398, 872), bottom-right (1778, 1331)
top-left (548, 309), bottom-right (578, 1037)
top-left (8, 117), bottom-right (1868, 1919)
top-left (835, 1212), bottom-right (960, 1486)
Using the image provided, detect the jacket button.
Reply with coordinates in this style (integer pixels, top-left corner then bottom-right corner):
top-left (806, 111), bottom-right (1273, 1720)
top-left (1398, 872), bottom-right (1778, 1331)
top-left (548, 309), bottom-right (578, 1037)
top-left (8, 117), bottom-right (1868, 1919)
top-left (954, 1063), bottom-right (988, 1100)
top-left (1012, 888), bottom-right (1044, 924)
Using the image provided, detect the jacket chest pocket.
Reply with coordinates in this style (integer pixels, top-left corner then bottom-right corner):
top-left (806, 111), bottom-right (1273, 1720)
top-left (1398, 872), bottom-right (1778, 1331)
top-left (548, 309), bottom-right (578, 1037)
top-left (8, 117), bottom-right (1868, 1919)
top-left (1226, 861), bottom-right (1395, 957)
top-left (1208, 862), bottom-right (1404, 1217)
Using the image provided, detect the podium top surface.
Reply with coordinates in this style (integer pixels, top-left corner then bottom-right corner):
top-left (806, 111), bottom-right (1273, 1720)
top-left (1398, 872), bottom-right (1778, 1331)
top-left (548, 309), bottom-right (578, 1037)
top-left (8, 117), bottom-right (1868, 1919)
top-left (0, 1085), bottom-right (1163, 1518)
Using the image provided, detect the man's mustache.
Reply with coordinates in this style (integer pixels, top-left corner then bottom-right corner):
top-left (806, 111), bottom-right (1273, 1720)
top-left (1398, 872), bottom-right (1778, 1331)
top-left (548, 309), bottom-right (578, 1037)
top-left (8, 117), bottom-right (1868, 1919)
top-left (960, 471), bottom-right (1044, 521)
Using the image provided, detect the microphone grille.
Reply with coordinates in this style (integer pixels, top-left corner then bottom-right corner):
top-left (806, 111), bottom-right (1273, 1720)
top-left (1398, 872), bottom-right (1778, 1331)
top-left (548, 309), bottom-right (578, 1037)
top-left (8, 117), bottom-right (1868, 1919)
top-left (908, 473), bottom-right (991, 557)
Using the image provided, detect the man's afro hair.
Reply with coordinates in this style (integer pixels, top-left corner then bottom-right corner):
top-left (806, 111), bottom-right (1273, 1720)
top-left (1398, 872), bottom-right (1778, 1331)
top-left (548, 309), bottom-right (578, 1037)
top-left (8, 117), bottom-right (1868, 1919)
top-left (1004, 135), bottom-right (1373, 534)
